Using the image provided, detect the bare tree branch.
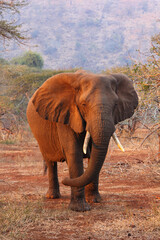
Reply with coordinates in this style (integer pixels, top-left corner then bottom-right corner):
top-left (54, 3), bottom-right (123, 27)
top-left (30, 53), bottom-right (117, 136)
top-left (140, 126), bottom-right (160, 147)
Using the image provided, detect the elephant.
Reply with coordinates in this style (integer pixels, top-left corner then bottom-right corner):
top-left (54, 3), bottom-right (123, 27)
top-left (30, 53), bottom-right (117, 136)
top-left (26, 70), bottom-right (138, 211)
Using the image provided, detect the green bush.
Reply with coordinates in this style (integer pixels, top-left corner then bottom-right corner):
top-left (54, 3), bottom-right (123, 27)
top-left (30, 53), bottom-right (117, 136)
top-left (11, 51), bottom-right (44, 69)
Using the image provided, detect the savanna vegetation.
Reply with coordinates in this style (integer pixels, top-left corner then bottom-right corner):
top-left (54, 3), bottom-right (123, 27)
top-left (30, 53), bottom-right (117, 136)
top-left (0, 33), bottom-right (159, 153)
top-left (0, 13), bottom-right (159, 238)
top-left (104, 33), bottom-right (160, 156)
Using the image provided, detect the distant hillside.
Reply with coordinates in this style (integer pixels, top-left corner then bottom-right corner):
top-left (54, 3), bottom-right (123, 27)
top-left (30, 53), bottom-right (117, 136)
top-left (1, 0), bottom-right (160, 72)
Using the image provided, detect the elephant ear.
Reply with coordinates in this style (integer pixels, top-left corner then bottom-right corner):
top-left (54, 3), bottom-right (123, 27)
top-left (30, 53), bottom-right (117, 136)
top-left (112, 74), bottom-right (138, 124)
top-left (32, 74), bottom-right (85, 133)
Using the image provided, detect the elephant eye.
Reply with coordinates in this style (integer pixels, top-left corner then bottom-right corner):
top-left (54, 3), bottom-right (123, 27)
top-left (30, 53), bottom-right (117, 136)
top-left (110, 78), bottom-right (117, 93)
top-left (80, 101), bottom-right (88, 117)
top-left (113, 100), bottom-right (118, 112)
top-left (81, 101), bottom-right (87, 107)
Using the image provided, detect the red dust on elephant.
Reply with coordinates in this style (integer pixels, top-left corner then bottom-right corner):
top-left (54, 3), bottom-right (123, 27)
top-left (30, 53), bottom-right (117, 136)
top-left (26, 70), bottom-right (138, 211)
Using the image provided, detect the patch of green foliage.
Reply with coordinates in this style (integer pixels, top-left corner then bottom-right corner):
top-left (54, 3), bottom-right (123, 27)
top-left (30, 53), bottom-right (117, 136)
top-left (11, 51), bottom-right (44, 69)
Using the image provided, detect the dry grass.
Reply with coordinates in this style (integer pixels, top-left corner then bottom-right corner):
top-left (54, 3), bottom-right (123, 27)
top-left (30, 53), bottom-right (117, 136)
top-left (0, 196), bottom-right (160, 240)
top-left (0, 198), bottom-right (43, 240)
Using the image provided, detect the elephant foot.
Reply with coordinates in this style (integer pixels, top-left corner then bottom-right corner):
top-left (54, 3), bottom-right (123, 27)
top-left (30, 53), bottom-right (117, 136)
top-left (69, 199), bottom-right (91, 212)
top-left (86, 192), bottom-right (101, 203)
top-left (46, 189), bottom-right (61, 199)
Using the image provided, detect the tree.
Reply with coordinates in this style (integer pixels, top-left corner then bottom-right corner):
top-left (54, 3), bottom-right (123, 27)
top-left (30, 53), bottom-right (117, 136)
top-left (138, 33), bottom-right (160, 158)
top-left (0, 0), bottom-right (28, 45)
top-left (11, 51), bottom-right (44, 69)
top-left (104, 33), bottom-right (160, 158)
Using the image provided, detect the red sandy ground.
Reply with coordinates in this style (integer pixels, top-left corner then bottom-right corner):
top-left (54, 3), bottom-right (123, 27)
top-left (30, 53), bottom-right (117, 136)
top-left (0, 131), bottom-right (160, 240)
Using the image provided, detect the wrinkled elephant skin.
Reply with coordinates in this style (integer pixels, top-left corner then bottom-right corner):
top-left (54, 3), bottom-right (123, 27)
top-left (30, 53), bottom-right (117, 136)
top-left (26, 70), bottom-right (138, 211)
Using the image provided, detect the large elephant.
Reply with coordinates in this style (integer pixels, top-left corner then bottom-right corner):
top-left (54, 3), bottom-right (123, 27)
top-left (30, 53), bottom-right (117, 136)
top-left (26, 70), bottom-right (138, 211)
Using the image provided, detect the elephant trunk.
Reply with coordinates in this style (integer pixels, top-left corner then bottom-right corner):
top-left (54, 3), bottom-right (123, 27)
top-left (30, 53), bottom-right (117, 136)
top-left (62, 114), bottom-right (114, 187)
top-left (83, 131), bottom-right (125, 154)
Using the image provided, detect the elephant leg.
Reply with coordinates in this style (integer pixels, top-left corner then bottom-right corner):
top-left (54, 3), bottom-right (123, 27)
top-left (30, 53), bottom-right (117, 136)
top-left (46, 161), bottom-right (61, 199)
top-left (57, 125), bottom-right (90, 211)
top-left (43, 159), bottom-right (47, 175)
top-left (85, 159), bottom-right (101, 203)
top-left (67, 156), bottom-right (91, 212)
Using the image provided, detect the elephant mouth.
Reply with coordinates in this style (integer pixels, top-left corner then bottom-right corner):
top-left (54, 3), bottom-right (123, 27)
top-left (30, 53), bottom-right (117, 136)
top-left (83, 131), bottom-right (125, 154)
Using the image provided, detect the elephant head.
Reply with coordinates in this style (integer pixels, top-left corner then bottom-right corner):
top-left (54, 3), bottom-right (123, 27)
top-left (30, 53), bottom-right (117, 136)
top-left (32, 71), bottom-right (138, 187)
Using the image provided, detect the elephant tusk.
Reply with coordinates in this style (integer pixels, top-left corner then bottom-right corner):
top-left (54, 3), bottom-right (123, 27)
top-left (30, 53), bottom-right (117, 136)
top-left (83, 131), bottom-right (125, 154)
top-left (83, 131), bottom-right (91, 154)
top-left (112, 132), bottom-right (125, 152)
